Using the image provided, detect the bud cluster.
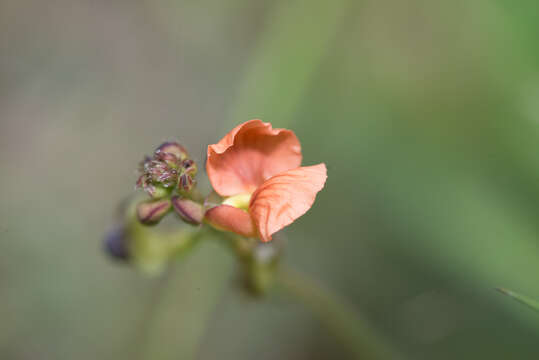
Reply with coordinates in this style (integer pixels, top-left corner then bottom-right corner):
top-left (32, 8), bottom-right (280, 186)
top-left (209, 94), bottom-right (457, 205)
top-left (135, 142), bottom-right (202, 226)
top-left (136, 142), bottom-right (197, 198)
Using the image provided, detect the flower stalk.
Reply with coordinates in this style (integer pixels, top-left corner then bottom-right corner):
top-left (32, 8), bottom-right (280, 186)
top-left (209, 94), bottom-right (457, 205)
top-left (105, 121), bottom-right (397, 359)
top-left (277, 266), bottom-right (399, 360)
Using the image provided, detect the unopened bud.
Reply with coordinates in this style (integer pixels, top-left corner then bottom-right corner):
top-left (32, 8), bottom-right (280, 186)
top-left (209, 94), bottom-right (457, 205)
top-left (155, 142), bottom-right (189, 162)
top-left (136, 142), bottom-right (194, 198)
top-left (153, 151), bottom-right (179, 170)
top-left (136, 199), bottom-right (172, 225)
top-left (171, 196), bottom-right (203, 224)
top-left (136, 178), bottom-right (170, 199)
top-left (104, 225), bottom-right (129, 261)
top-left (178, 159), bottom-right (198, 195)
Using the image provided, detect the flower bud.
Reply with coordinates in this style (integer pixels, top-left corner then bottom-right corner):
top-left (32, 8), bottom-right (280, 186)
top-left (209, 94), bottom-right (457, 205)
top-left (136, 199), bottom-right (172, 225)
top-left (103, 225), bottom-right (129, 261)
top-left (171, 196), bottom-right (203, 224)
top-left (155, 142), bottom-right (189, 162)
top-left (178, 159), bottom-right (198, 195)
top-left (136, 142), bottom-right (195, 198)
top-left (136, 179), bottom-right (170, 199)
top-left (153, 151), bottom-right (179, 169)
top-left (137, 159), bottom-right (176, 199)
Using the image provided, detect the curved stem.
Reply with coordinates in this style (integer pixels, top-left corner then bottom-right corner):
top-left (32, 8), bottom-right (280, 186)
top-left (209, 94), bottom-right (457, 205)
top-left (127, 218), bottom-right (399, 359)
top-left (277, 265), bottom-right (400, 360)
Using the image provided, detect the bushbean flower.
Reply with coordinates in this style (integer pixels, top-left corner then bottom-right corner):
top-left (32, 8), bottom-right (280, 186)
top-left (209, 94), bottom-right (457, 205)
top-left (205, 119), bottom-right (327, 242)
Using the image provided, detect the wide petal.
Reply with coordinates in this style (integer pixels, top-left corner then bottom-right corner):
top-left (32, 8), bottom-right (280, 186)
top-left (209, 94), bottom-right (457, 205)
top-left (204, 205), bottom-right (256, 238)
top-left (249, 164), bottom-right (327, 242)
top-left (207, 119), bottom-right (302, 196)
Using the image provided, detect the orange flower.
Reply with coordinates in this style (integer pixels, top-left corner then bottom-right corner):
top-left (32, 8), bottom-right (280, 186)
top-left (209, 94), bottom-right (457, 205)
top-left (205, 119), bottom-right (327, 242)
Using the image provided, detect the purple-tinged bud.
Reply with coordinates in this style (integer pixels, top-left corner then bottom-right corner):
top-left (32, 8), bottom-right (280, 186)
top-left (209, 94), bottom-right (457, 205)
top-left (177, 159), bottom-right (198, 195)
top-left (136, 172), bottom-right (170, 199)
top-left (181, 159), bottom-right (197, 176)
top-left (137, 155), bottom-right (178, 198)
top-left (171, 196), bottom-right (203, 224)
top-left (146, 159), bottom-right (178, 187)
top-left (154, 151), bottom-right (179, 169)
top-left (155, 142), bottom-right (189, 162)
top-left (141, 183), bottom-right (170, 199)
top-left (136, 142), bottom-right (195, 198)
top-left (178, 174), bottom-right (195, 194)
top-left (104, 225), bottom-right (129, 261)
top-left (136, 199), bottom-right (172, 225)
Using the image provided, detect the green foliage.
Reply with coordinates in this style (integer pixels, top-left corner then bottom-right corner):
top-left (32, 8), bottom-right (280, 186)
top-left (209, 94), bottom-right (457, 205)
top-left (497, 288), bottom-right (539, 313)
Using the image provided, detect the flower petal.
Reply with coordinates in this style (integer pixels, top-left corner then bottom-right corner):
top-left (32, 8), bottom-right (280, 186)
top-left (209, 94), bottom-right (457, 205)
top-left (207, 119), bottom-right (302, 196)
top-left (204, 205), bottom-right (256, 238)
top-left (249, 164), bottom-right (327, 242)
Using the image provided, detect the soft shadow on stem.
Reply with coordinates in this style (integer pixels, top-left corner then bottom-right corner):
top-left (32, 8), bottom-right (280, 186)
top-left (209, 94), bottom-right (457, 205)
top-left (277, 265), bottom-right (400, 360)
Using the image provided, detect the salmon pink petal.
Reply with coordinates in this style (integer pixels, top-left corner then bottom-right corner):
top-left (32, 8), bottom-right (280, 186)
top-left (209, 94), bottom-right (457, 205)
top-left (204, 205), bottom-right (256, 238)
top-left (207, 119), bottom-right (302, 196)
top-left (249, 164), bottom-right (327, 242)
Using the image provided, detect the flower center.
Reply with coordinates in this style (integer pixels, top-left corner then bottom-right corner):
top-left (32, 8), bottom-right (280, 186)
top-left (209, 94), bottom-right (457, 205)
top-left (222, 193), bottom-right (252, 211)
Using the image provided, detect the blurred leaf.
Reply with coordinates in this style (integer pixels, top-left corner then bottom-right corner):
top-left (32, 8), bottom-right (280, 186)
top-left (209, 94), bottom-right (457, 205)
top-left (497, 288), bottom-right (539, 313)
top-left (230, 0), bottom-right (350, 125)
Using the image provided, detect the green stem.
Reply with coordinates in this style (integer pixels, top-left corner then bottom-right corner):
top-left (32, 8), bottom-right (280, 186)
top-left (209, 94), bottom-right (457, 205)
top-left (129, 220), bottom-right (399, 359)
top-left (129, 224), bottom-right (234, 360)
top-left (134, 267), bottom-right (174, 360)
top-left (277, 265), bottom-right (400, 360)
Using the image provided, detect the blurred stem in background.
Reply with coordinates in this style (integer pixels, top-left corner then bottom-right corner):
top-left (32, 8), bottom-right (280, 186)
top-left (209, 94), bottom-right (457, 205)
top-left (131, 223), bottom-right (397, 360)
top-left (229, 0), bottom-right (349, 125)
top-left (277, 266), bottom-right (399, 360)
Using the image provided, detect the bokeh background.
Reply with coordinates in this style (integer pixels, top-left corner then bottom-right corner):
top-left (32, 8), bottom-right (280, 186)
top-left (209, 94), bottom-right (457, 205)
top-left (2, 0), bottom-right (539, 359)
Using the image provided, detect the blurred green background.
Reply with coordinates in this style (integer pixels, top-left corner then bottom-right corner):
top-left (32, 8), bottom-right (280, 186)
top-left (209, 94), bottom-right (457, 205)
top-left (2, 0), bottom-right (539, 359)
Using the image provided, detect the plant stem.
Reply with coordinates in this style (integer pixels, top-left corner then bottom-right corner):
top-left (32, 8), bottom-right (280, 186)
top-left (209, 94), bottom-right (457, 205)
top-left (134, 267), bottom-right (174, 360)
top-left (277, 265), bottom-right (399, 360)
top-left (129, 222), bottom-right (399, 359)
top-left (132, 231), bottom-right (234, 360)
